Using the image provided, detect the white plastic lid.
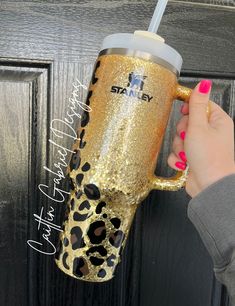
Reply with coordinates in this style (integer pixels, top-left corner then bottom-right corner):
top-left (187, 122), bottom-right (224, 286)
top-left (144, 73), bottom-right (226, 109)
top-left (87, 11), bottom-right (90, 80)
top-left (100, 31), bottom-right (183, 75)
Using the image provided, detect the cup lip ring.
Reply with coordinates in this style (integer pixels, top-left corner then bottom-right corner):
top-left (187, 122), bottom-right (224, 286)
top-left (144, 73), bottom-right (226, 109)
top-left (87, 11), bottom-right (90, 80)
top-left (99, 48), bottom-right (179, 77)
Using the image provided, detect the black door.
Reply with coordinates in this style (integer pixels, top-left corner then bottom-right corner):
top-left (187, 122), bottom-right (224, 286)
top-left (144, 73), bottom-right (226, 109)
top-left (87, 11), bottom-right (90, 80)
top-left (0, 1), bottom-right (234, 305)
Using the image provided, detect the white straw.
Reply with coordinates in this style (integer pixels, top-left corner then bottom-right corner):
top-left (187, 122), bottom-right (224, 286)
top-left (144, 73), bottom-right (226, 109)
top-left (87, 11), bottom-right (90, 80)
top-left (148, 0), bottom-right (168, 33)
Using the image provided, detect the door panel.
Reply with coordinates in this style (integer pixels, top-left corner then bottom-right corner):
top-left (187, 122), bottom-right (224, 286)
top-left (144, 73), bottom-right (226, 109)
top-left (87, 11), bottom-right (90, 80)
top-left (0, 63), bottom-right (49, 305)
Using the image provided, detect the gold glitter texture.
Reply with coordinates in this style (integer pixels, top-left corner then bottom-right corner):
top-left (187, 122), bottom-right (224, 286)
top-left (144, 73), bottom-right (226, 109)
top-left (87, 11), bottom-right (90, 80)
top-left (55, 53), bottom-right (194, 282)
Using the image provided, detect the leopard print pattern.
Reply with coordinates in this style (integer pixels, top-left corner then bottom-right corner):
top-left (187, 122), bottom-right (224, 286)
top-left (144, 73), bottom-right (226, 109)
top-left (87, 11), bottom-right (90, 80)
top-left (55, 59), bottom-right (131, 282)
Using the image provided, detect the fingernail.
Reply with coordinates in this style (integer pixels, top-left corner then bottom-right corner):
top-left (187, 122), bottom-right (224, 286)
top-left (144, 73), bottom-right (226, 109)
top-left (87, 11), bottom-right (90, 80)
top-left (175, 161), bottom-right (186, 170)
top-left (180, 131), bottom-right (186, 140)
top-left (198, 79), bottom-right (212, 94)
top-left (179, 151), bottom-right (187, 163)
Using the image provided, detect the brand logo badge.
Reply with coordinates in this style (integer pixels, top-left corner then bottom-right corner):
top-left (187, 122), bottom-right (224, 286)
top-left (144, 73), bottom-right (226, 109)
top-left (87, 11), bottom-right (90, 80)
top-left (110, 72), bottom-right (153, 102)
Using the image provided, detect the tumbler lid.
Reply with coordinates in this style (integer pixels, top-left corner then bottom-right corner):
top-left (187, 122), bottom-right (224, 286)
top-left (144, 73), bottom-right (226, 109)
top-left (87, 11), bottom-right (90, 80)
top-left (100, 31), bottom-right (182, 75)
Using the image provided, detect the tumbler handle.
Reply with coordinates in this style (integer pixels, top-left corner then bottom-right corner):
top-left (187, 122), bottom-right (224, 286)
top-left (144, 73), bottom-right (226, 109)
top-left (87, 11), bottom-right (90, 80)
top-left (149, 83), bottom-right (211, 191)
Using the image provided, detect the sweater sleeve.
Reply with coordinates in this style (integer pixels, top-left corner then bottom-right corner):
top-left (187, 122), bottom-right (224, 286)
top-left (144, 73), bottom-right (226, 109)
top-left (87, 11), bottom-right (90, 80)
top-left (187, 173), bottom-right (235, 305)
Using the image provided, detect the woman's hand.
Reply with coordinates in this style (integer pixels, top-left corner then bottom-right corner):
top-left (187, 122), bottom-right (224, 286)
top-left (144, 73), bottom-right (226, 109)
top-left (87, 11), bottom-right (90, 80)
top-left (168, 80), bottom-right (235, 198)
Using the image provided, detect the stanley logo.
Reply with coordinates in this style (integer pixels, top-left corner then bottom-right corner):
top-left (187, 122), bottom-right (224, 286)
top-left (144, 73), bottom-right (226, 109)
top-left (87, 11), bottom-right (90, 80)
top-left (110, 72), bottom-right (153, 102)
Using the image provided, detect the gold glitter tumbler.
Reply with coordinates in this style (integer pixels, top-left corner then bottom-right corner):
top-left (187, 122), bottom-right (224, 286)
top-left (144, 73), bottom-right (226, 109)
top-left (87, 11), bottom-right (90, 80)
top-left (55, 32), bottom-right (192, 282)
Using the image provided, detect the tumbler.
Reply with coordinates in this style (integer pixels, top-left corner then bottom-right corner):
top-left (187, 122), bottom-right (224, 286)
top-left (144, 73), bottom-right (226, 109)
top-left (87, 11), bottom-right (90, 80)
top-left (55, 31), bottom-right (193, 282)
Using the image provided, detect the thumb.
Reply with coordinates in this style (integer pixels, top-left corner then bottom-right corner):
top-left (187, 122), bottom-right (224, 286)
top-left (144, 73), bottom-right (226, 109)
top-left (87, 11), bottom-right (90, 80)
top-left (188, 80), bottom-right (212, 128)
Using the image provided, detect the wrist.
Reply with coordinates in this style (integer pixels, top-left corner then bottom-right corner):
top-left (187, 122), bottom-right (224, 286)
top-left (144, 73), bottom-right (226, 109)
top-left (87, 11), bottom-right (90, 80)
top-left (198, 166), bottom-right (235, 193)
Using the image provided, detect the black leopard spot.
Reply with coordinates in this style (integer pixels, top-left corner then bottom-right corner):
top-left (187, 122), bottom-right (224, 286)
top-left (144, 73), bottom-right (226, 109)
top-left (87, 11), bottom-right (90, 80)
top-left (63, 237), bottom-right (69, 247)
top-left (81, 111), bottom-right (90, 128)
top-left (73, 257), bottom-right (89, 277)
top-left (63, 204), bottom-right (70, 222)
top-left (68, 177), bottom-right (75, 190)
top-left (62, 252), bottom-right (70, 270)
top-left (106, 254), bottom-right (116, 267)
top-left (55, 240), bottom-right (63, 260)
top-left (79, 129), bottom-right (86, 149)
top-left (103, 214), bottom-right (107, 218)
top-left (86, 245), bottom-right (107, 257)
top-left (90, 256), bottom-right (105, 266)
top-left (70, 226), bottom-right (86, 250)
top-left (76, 173), bottom-right (84, 186)
top-left (85, 90), bottom-right (92, 106)
top-left (97, 268), bottom-right (106, 278)
top-left (110, 218), bottom-right (121, 229)
top-left (91, 61), bottom-right (100, 85)
top-left (79, 142), bottom-right (86, 149)
top-left (70, 150), bottom-right (81, 170)
top-left (73, 211), bottom-right (90, 222)
top-left (109, 230), bottom-right (125, 248)
top-left (87, 221), bottom-right (106, 244)
top-left (84, 184), bottom-right (100, 200)
top-left (70, 198), bottom-right (75, 210)
top-left (96, 201), bottom-right (106, 214)
top-left (75, 190), bottom-right (83, 199)
top-left (65, 204), bottom-right (70, 216)
top-left (81, 162), bottom-right (90, 172)
top-left (118, 245), bottom-right (124, 255)
top-left (79, 200), bottom-right (91, 211)
top-left (79, 129), bottom-right (85, 142)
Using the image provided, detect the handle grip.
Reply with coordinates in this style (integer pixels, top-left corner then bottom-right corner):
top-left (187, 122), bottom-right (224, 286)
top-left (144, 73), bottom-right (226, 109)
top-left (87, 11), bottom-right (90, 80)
top-left (149, 83), bottom-right (211, 191)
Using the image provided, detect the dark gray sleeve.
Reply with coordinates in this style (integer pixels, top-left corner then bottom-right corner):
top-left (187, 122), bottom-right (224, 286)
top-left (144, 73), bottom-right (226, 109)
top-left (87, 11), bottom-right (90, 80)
top-left (187, 173), bottom-right (235, 305)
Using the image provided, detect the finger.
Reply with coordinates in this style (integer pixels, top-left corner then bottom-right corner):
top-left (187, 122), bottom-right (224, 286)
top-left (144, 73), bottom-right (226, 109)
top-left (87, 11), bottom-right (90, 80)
top-left (167, 152), bottom-right (187, 171)
top-left (168, 133), bottom-right (187, 170)
top-left (176, 114), bottom-right (189, 137)
top-left (180, 102), bottom-right (189, 115)
top-left (172, 134), bottom-right (186, 161)
top-left (208, 100), bottom-right (233, 130)
top-left (182, 95), bottom-right (230, 130)
top-left (188, 79), bottom-right (212, 128)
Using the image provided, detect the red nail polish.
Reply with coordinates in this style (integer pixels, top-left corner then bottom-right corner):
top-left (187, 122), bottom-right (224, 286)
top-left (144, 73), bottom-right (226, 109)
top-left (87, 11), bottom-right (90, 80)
top-left (179, 151), bottom-right (187, 163)
top-left (180, 131), bottom-right (186, 140)
top-left (175, 161), bottom-right (186, 170)
top-left (198, 80), bottom-right (212, 94)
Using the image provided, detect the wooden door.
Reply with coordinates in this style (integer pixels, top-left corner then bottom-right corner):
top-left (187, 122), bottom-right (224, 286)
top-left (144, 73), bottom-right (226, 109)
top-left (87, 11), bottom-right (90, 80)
top-left (0, 1), bottom-right (234, 305)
